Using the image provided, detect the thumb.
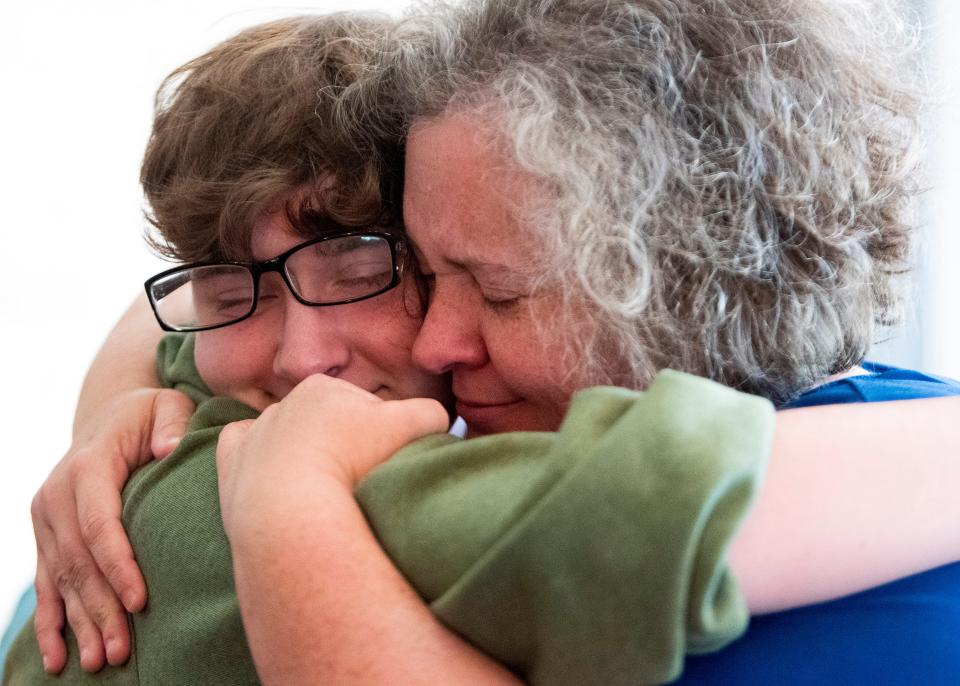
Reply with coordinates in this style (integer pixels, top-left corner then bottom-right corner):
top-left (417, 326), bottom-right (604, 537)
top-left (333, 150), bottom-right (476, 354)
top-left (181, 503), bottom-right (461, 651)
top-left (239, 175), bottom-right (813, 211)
top-left (151, 390), bottom-right (196, 459)
top-left (385, 397), bottom-right (451, 443)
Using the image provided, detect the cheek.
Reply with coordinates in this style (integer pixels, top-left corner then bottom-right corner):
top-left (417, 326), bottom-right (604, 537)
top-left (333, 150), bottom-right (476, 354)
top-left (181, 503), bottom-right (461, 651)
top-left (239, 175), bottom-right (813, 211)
top-left (354, 294), bottom-right (423, 375)
top-left (194, 333), bottom-right (228, 393)
top-left (484, 303), bottom-right (577, 402)
top-left (351, 290), bottom-right (452, 403)
top-left (194, 328), bottom-right (273, 396)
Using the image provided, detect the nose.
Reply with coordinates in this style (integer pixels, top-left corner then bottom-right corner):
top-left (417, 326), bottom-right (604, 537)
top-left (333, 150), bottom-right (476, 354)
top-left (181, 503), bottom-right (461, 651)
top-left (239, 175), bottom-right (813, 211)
top-left (411, 285), bottom-right (488, 374)
top-left (272, 295), bottom-right (351, 387)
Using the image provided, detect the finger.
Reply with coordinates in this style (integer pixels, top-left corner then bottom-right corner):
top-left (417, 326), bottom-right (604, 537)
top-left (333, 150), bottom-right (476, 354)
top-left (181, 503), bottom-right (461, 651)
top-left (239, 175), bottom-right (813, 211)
top-left (88, 587), bottom-right (131, 667)
top-left (295, 373), bottom-right (382, 401)
top-left (62, 588), bottom-right (105, 673)
top-left (60, 546), bottom-right (130, 667)
top-left (49, 530), bottom-right (122, 670)
top-left (34, 564), bottom-right (67, 674)
top-left (75, 489), bottom-right (135, 665)
top-left (345, 398), bottom-right (451, 482)
top-left (76, 476), bottom-right (147, 613)
top-left (61, 503), bottom-right (134, 665)
top-left (390, 397), bottom-right (451, 439)
top-left (150, 389), bottom-right (195, 459)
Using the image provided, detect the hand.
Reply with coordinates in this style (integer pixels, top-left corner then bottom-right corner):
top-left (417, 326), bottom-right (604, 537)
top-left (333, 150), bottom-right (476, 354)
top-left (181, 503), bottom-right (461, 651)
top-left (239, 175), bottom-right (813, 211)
top-left (31, 388), bottom-right (194, 674)
top-left (214, 376), bottom-right (516, 686)
top-left (215, 374), bottom-right (448, 541)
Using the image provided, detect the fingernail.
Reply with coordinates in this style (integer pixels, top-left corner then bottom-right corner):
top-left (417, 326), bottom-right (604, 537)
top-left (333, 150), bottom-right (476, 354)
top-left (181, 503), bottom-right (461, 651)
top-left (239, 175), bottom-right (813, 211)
top-left (41, 653), bottom-right (49, 672)
top-left (80, 648), bottom-right (90, 667)
top-left (122, 589), bottom-right (138, 611)
top-left (105, 636), bottom-right (117, 660)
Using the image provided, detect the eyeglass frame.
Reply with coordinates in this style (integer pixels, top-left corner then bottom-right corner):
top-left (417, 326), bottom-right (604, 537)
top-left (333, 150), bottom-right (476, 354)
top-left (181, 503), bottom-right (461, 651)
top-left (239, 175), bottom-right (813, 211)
top-left (143, 230), bottom-right (407, 333)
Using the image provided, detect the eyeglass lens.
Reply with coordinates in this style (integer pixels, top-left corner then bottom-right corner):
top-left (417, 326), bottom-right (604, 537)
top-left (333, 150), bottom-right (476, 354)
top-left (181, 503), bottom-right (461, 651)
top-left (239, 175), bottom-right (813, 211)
top-left (149, 235), bottom-right (395, 331)
top-left (285, 235), bottom-right (394, 303)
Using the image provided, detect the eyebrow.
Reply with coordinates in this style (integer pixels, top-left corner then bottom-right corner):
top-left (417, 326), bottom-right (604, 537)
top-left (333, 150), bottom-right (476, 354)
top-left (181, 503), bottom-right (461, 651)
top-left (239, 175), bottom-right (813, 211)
top-left (408, 238), bottom-right (508, 273)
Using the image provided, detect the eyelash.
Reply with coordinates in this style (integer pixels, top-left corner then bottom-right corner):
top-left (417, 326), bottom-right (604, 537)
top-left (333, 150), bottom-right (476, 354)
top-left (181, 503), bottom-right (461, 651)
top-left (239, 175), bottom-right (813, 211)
top-left (481, 294), bottom-right (521, 312)
top-left (419, 270), bottom-right (521, 312)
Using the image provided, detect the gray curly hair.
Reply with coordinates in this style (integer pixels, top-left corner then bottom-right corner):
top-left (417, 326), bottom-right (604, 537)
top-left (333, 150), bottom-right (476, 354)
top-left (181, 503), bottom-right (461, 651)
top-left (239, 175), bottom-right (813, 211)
top-left (343, 0), bottom-right (924, 403)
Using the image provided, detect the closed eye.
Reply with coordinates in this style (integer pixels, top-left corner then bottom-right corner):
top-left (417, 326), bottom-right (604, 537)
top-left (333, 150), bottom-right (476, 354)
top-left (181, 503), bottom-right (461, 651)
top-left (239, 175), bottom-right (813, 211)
top-left (481, 293), bottom-right (521, 312)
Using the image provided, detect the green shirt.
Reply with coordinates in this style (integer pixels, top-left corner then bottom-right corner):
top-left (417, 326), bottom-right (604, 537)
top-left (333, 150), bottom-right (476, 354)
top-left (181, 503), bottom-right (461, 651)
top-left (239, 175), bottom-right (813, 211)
top-left (4, 334), bottom-right (773, 686)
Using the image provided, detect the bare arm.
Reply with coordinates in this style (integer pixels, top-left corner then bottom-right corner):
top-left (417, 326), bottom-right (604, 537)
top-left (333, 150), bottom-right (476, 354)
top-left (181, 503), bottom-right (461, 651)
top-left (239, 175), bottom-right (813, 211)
top-left (35, 321), bottom-right (960, 675)
top-left (219, 381), bottom-right (960, 682)
top-left (228, 476), bottom-right (521, 685)
top-left (72, 295), bottom-right (165, 436)
top-left (216, 377), bottom-right (522, 685)
top-left (730, 396), bottom-right (960, 613)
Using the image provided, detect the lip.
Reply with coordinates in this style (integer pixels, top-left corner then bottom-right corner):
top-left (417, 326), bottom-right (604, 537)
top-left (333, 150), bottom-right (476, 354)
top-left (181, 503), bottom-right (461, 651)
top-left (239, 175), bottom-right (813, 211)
top-left (454, 398), bottom-right (522, 426)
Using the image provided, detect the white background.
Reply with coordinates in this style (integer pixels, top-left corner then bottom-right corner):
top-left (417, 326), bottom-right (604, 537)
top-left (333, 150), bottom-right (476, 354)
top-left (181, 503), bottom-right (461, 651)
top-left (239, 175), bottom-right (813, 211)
top-left (1, 0), bottom-right (958, 627)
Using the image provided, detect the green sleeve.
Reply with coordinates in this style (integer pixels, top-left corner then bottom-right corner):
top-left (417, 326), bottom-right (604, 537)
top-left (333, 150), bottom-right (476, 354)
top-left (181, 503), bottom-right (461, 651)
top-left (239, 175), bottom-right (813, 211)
top-left (357, 370), bottom-right (774, 685)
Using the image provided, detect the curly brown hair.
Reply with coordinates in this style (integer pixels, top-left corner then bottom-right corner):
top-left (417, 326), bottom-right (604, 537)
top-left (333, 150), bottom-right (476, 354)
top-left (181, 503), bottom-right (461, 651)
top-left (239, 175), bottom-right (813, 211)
top-left (141, 13), bottom-right (400, 263)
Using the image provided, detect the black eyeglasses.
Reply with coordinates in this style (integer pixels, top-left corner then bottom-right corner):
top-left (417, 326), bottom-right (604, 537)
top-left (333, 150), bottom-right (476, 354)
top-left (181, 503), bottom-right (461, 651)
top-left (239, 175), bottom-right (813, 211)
top-left (144, 231), bottom-right (405, 332)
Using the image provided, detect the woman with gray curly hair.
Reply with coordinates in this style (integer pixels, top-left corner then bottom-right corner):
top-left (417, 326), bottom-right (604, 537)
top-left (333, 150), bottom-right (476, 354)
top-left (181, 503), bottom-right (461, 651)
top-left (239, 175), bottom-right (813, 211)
top-left (213, 0), bottom-right (959, 682)
top-left (358, 0), bottom-right (923, 408)
top-left (28, 0), bottom-right (960, 684)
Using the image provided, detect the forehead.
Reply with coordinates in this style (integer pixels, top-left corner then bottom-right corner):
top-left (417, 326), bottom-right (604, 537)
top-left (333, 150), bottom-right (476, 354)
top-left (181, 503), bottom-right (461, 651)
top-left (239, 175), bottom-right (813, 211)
top-left (250, 208), bottom-right (302, 259)
top-left (403, 115), bottom-right (539, 267)
top-left (247, 179), bottom-right (360, 260)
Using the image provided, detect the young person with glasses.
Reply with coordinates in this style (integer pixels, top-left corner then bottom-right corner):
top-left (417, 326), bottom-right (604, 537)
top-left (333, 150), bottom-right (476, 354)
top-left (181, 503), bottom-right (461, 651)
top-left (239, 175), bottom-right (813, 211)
top-left (3, 14), bottom-right (449, 685)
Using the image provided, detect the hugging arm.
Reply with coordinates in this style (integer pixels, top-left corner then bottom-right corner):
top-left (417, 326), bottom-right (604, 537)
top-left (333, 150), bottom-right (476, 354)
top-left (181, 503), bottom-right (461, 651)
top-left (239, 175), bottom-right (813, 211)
top-left (32, 301), bottom-right (960, 676)
top-left (30, 295), bottom-right (195, 673)
top-left (226, 478), bottom-right (523, 685)
top-left (215, 382), bottom-right (523, 685)
top-left (731, 397), bottom-right (960, 613)
top-left (27, 301), bottom-right (520, 684)
top-left (230, 374), bottom-right (960, 684)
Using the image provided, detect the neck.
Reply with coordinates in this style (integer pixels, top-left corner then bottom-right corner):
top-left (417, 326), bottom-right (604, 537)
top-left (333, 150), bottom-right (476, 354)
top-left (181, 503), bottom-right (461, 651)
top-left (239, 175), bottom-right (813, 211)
top-left (813, 364), bottom-right (869, 388)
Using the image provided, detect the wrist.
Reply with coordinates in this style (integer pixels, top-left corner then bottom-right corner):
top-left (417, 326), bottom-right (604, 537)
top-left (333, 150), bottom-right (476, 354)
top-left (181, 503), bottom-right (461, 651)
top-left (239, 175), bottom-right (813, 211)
top-left (223, 469), bottom-right (355, 549)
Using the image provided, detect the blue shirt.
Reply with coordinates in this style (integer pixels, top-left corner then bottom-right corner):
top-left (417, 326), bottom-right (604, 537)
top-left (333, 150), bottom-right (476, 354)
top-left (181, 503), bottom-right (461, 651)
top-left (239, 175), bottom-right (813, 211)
top-left (781, 361), bottom-right (960, 408)
top-left (678, 362), bottom-right (960, 685)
